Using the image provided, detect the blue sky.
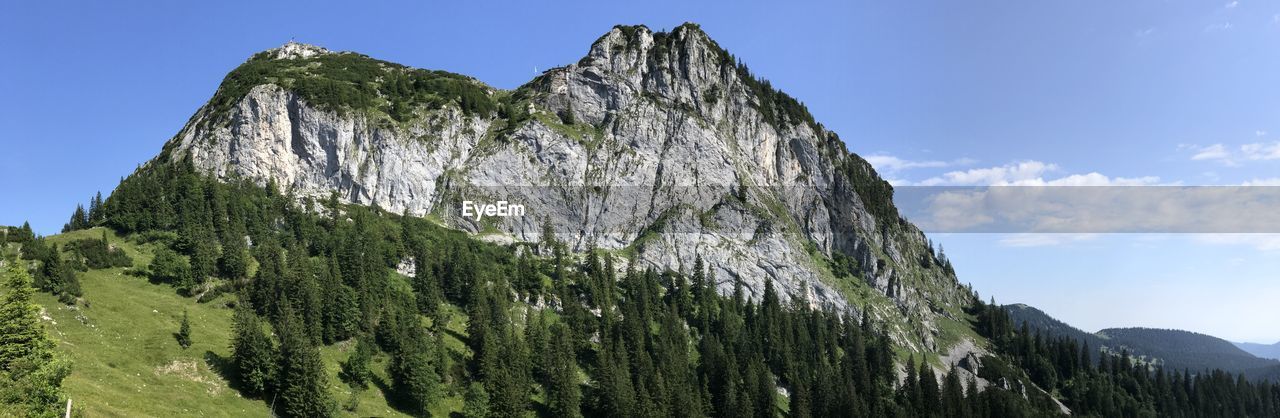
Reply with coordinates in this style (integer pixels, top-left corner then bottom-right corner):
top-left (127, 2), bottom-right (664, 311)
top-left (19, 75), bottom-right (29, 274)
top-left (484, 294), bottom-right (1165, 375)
top-left (3, 1), bottom-right (1279, 341)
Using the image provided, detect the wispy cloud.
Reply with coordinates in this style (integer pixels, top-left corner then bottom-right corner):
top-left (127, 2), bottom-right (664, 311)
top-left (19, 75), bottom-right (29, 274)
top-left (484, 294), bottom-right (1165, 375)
top-left (1134, 27), bottom-right (1156, 38)
top-left (1184, 141), bottom-right (1280, 165)
top-left (1242, 142), bottom-right (1280, 160)
top-left (1226, 0), bottom-right (1239, 9)
top-left (1241, 178), bottom-right (1280, 186)
top-left (909, 160), bottom-right (1162, 186)
top-left (1204, 22), bottom-right (1234, 32)
top-left (1189, 143), bottom-right (1232, 162)
top-left (864, 154), bottom-right (975, 174)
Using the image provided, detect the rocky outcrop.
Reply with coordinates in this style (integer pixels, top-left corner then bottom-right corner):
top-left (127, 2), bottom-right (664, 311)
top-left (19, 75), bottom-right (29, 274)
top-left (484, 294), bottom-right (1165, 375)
top-left (162, 23), bottom-right (974, 351)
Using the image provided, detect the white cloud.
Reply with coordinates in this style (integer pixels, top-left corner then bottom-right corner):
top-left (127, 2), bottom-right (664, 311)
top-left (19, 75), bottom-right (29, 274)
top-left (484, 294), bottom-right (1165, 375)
top-left (864, 154), bottom-right (975, 174)
top-left (1042, 173), bottom-right (1161, 186)
top-left (1241, 178), bottom-right (1280, 186)
top-left (1226, 0), bottom-right (1239, 8)
top-left (915, 160), bottom-right (1056, 186)
top-left (909, 161), bottom-right (1162, 186)
top-left (1242, 142), bottom-right (1280, 160)
top-left (1134, 27), bottom-right (1156, 38)
top-left (1256, 130), bottom-right (1267, 137)
top-left (1184, 141), bottom-right (1280, 165)
top-left (1190, 144), bottom-right (1231, 161)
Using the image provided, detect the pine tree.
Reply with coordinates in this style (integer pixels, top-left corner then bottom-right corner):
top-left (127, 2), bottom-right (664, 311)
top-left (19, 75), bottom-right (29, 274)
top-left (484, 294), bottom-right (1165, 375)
top-left (463, 381), bottom-right (490, 418)
top-left (187, 237), bottom-right (219, 290)
top-left (230, 303), bottom-right (276, 397)
top-left (388, 329), bottom-right (439, 416)
top-left (63, 204), bottom-right (89, 232)
top-left (218, 230), bottom-right (249, 281)
top-left (901, 355), bottom-right (922, 413)
top-left (0, 264), bottom-right (54, 369)
top-left (526, 310), bottom-right (550, 385)
top-left (18, 221), bottom-right (33, 243)
top-left (274, 304), bottom-right (335, 418)
top-left (942, 366), bottom-right (966, 418)
top-left (176, 309), bottom-right (192, 349)
top-left (39, 245), bottom-right (81, 301)
top-left (0, 263), bottom-right (71, 415)
top-left (89, 191), bottom-right (104, 224)
top-left (919, 361), bottom-right (942, 413)
top-left (546, 322), bottom-right (582, 418)
top-left (340, 337), bottom-right (374, 390)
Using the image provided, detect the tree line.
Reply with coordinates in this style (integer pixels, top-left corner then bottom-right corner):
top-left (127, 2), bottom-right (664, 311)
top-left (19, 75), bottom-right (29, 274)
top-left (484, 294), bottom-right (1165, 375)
top-left (972, 299), bottom-right (1280, 417)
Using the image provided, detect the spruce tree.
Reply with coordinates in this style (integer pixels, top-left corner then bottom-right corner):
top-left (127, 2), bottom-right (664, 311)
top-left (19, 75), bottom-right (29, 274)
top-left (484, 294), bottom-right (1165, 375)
top-left (387, 330), bottom-right (440, 416)
top-left (18, 222), bottom-right (33, 243)
top-left (176, 309), bottom-right (192, 349)
top-left (89, 191), bottom-right (104, 224)
top-left (546, 323), bottom-right (582, 418)
top-left (942, 366), bottom-right (965, 418)
top-left (0, 264), bottom-right (54, 369)
top-left (218, 231), bottom-right (249, 281)
top-left (462, 382), bottom-right (490, 418)
top-left (0, 263), bottom-right (71, 415)
top-left (919, 361), bottom-right (941, 413)
top-left (230, 303), bottom-right (276, 396)
top-left (340, 337), bottom-right (374, 390)
top-left (274, 304), bottom-right (335, 418)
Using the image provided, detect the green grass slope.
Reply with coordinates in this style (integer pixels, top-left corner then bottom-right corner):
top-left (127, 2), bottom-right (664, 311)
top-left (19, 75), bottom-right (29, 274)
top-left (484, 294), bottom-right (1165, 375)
top-left (30, 228), bottom-right (425, 417)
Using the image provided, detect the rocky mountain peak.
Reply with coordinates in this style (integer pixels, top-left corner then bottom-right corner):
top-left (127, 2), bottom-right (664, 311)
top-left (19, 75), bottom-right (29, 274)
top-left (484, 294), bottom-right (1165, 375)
top-left (265, 41), bottom-right (332, 60)
top-left (161, 23), bottom-right (976, 353)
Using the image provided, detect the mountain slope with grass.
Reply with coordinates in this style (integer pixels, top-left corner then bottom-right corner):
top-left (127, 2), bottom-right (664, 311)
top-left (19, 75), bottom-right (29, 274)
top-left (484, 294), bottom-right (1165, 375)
top-left (9, 22), bottom-right (1280, 418)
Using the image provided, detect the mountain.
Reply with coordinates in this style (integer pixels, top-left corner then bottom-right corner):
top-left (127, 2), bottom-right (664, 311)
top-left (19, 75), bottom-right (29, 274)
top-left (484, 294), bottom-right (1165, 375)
top-left (158, 24), bottom-right (972, 353)
top-left (1004, 303), bottom-right (1104, 352)
top-left (1098, 328), bottom-right (1280, 373)
top-left (1236, 341), bottom-right (1280, 361)
top-left (14, 22), bottom-right (1280, 417)
top-left (1006, 303), bottom-right (1280, 375)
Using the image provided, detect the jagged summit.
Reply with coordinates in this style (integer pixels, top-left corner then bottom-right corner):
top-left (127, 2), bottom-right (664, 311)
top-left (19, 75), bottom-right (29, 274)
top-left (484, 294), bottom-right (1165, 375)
top-left (158, 23), bottom-right (973, 355)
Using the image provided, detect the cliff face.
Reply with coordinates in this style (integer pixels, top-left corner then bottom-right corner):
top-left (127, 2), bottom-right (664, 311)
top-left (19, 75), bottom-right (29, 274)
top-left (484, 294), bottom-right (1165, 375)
top-left (163, 24), bottom-right (972, 352)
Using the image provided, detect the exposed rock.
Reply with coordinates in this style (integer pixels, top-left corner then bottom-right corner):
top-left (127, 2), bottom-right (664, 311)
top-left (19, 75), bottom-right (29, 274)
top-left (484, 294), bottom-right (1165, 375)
top-left (161, 23), bottom-right (974, 350)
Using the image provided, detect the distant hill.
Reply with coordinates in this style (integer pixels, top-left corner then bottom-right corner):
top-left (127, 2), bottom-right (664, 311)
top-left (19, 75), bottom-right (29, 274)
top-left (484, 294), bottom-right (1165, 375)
top-left (1004, 304), bottom-right (1105, 352)
top-left (1005, 304), bottom-right (1280, 377)
top-left (1235, 341), bottom-right (1280, 361)
top-left (1098, 328), bottom-right (1279, 373)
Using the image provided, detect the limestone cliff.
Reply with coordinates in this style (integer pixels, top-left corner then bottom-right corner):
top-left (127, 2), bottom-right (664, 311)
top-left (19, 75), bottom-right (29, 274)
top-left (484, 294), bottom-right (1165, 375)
top-left (160, 24), bottom-right (974, 354)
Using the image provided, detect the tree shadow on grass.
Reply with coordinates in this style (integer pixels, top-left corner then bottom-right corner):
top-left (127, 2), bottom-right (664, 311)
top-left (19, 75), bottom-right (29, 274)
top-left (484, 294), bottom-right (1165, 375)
top-left (203, 350), bottom-right (256, 399)
top-left (370, 374), bottom-right (424, 417)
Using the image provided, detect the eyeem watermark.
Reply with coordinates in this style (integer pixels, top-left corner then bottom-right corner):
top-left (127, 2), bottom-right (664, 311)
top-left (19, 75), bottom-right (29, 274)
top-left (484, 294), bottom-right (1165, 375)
top-left (461, 200), bottom-right (525, 221)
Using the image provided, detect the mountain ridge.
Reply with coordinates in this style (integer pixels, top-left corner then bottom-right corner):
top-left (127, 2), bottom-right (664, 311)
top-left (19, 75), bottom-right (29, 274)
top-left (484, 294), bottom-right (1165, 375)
top-left (155, 22), bottom-right (975, 354)
top-left (1006, 303), bottom-right (1280, 377)
top-left (1236, 341), bottom-right (1280, 361)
